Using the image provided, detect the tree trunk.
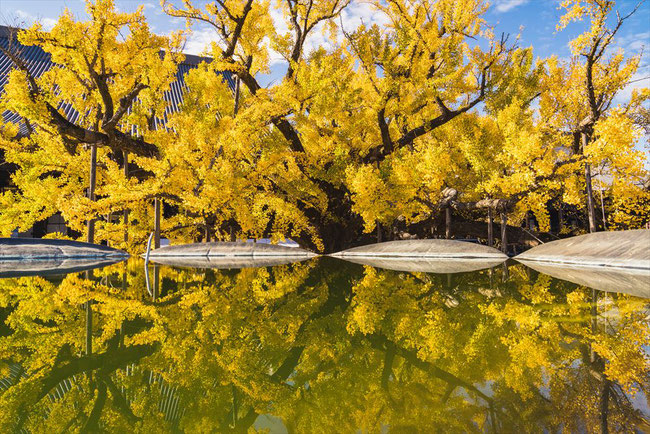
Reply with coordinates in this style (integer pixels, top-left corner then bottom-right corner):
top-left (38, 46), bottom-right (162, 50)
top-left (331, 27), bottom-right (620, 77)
top-left (445, 207), bottom-right (452, 239)
top-left (487, 208), bottom-right (494, 247)
top-left (500, 213), bottom-right (508, 255)
top-left (234, 76), bottom-right (241, 115)
top-left (376, 222), bottom-right (383, 242)
top-left (154, 198), bottom-right (161, 249)
top-left (582, 132), bottom-right (597, 233)
top-left (558, 203), bottom-right (564, 233)
top-left (87, 144), bottom-right (97, 244)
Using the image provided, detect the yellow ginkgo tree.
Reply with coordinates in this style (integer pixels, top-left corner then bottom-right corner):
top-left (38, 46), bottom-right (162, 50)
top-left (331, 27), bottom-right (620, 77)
top-left (540, 0), bottom-right (649, 232)
top-left (0, 0), bottom-right (183, 247)
top-left (0, 0), bottom-right (648, 252)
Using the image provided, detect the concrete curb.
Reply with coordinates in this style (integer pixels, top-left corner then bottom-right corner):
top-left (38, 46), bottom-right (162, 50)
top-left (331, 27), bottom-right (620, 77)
top-left (515, 230), bottom-right (650, 270)
top-left (0, 238), bottom-right (129, 260)
top-left (330, 239), bottom-right (508, 259)
top-left (149, 255), bottom-right (312, 269)
top-left (145, 241), bottom-right (317, 258)
top-left (0, 258), bottom-right (126, 278)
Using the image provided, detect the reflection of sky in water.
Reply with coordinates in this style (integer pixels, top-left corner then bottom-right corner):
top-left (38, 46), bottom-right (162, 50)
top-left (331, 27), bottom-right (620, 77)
top-left (0, 257), bottom-right (647, 432)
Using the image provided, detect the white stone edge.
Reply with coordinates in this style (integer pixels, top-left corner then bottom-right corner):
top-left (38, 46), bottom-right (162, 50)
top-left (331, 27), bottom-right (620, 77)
top-left (144, 252), bottom-right (318, 258)
top-left (515, 257), bottom-right (650, 272)
top-left (329, 252), bottom-right (507, 259)
top-left (0, 253), bottom-right (129, 260)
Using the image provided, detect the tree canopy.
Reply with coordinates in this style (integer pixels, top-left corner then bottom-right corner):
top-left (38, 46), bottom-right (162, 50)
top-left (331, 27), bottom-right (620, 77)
top-left (0, 0), bottom-right (648, 252)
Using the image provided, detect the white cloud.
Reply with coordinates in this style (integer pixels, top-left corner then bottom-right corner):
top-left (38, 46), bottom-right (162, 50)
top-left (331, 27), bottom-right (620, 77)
top-left (178, 3), bottom-right (390, 68)
top-left (14, 9), bottom-right (57, 31)
top-left (340, 1), bottom-right (391, 29)
top-left (615, 72), bottom-right (650, 106)
top-left (493, 0), bottom-right (528, 13)
top-left (265, 1), bottom-right (391, 66)
top-left (182, 26), bottom-right (224, 56)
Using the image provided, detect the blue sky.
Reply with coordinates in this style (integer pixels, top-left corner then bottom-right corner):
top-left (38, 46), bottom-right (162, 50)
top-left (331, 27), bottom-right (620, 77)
top-left (1, 0), bottom-right (648, 96)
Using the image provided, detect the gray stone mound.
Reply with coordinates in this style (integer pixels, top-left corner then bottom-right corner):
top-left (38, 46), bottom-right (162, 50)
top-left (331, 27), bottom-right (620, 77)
top-left (0, 238), bottom-right (128, 259)
top-left (521, 261), bottom-right (650, 298)
top-left (515, 229), bottom-right (650, 270)
top-left (0, 258), bottom-right (126, 278)
top-left (149, 255), bottom-right (312, 269)
top-left (335, 257), bottom-right (506, 274)
top-left (147, 241), bottom-right (316, 258)
top-left (331, 239), bottom-right (507, 259)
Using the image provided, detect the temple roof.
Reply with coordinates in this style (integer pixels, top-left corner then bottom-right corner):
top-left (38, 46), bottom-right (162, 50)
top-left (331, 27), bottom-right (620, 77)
top-left (0, 25), bottom-right (235, 137)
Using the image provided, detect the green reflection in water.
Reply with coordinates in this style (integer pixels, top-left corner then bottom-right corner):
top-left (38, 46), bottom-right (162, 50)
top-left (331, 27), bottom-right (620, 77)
top-left (0, 257), bottom-right (648, 432)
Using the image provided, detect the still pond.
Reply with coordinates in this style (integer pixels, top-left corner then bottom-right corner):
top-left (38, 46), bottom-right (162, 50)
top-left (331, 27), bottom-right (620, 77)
top-left (0, 257), bottom-right (648, 432)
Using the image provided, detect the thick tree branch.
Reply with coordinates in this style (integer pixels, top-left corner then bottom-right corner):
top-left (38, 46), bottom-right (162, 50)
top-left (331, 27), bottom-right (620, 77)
top-left (102, 82), bottom-right (149, 131)
top-left (1, 43), bottom-right (159, 158)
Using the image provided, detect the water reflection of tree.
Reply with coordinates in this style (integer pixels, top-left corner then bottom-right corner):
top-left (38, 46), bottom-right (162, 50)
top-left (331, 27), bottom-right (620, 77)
top-left (0, 258), bottom-right (647, 432)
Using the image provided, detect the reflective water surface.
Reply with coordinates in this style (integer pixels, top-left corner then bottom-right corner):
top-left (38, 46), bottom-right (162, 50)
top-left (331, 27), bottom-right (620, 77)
top-left (0, 257), bottom-right (648, 432)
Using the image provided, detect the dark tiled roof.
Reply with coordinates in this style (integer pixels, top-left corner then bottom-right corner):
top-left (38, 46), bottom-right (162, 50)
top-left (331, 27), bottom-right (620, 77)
top-left (0, 25), bottom-right (235, 136)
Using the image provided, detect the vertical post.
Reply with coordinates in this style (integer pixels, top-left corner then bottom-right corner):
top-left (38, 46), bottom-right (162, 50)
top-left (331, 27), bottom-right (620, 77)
top-left (85, 301), bottom-right (92, 356)
top-left (87, 144), bottom-right (97, 244)
top-left (153, 264), bottom-right (159, 301)
top-left (582, 133), bottom-right (597, 233)
top-left (591, 288), bottom-right (598, 363)
top-left (598, 177), bottom-right (607, 230)
top-left (123, 151), bottom-right (129, 244)
top-left (445, 207), bottom-right (452, 239)
top-left (231, 384), bottom-right (238, 429)
top-left (154, 198), bottom-right (161, 249)
top-left (120, 264), bottom-right (127, 347)
top-left (500, 213), bottom-right (508, 255)
top-left (487, 208), bottom-right (494, 247)
top-left (585, 162), bottom-right (597, 233)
